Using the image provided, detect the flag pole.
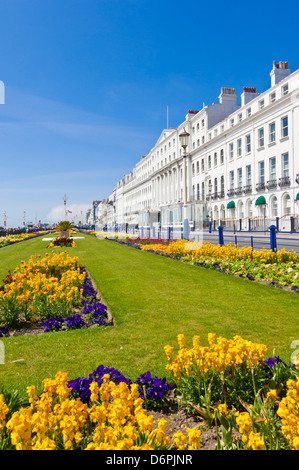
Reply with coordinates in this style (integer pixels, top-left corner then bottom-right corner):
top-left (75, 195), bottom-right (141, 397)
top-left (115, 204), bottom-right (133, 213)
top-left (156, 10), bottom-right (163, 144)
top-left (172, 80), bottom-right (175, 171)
top-left (63, 194), bottom-right (67, 221)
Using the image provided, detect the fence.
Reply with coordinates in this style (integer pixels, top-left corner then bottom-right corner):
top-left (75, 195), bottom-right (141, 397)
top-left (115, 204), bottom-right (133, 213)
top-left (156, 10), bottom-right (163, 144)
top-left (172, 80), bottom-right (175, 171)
top-left (107, 224), bottom-right (299, 255)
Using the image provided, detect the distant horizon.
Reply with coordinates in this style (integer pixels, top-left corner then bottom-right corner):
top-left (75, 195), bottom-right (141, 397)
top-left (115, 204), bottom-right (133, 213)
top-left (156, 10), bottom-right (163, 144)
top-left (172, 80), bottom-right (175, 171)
top-left (0, 0), bottom-right (298, 227)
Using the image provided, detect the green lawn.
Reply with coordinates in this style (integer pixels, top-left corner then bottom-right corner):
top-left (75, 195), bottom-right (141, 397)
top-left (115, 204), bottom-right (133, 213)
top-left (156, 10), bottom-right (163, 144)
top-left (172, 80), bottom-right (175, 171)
top-left (0, 233), bottom-right (298, 396)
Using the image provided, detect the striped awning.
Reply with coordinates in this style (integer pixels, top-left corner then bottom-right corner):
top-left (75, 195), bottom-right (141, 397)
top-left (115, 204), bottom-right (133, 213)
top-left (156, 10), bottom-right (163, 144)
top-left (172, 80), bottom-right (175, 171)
top-left (255, 195), bottom-right (266, 205)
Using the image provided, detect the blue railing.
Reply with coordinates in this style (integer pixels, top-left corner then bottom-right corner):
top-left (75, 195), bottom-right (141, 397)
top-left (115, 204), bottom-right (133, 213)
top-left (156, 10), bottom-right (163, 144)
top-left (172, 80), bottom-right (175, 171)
top-left (120, 225), bottom-right (299, 254)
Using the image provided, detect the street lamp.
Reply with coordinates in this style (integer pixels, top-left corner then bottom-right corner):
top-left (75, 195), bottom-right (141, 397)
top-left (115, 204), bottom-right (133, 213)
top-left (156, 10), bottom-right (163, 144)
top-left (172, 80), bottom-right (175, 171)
top-left (179, 127), bottom-right (190, 240)
top-left (208, 181), bottom-right (212, 232)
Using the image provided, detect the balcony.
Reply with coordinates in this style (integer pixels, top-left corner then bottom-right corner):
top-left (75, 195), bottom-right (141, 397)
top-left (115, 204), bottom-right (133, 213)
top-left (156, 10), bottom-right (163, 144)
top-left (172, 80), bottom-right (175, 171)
top-left (227, 188), bottom-right (235, 197)
top-left (211, 192), bottom-right (218, 200)
top-left (243, 185), bottom-right (252, 194)
top-left (266, 179), bottom-right (277, 190)
top-left (256, 182), bottom-right (265, 191)
top-left (278, 176), bottom-right (290, 187)
top-left (217, 190), bottom-right (225, 199)
top-left (234, 187), bottom-right (243, 196)
top-left (296, 174), bottom-right (299, 185)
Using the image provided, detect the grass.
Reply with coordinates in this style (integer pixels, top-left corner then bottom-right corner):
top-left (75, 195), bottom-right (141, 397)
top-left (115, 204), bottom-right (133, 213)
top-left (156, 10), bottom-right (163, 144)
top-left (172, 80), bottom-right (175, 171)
top-left (0, 232), bottom-right (299, 396)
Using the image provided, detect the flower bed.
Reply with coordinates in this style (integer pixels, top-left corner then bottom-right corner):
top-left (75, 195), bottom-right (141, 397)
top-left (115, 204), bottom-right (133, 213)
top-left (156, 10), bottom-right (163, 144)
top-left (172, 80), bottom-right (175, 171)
top-left (0, 231), bottom-right (50, 248)
top-left (68, 365), bottom-right (172, 410)
top-left (47, 237), bottom-right (76, 248)
top-left (0, 253), bottom-right (110, 334)
top-left (164, 333), bottom-right (299, 450)
top-left (0, 371), bottom-right (200, 450)
top-left (107, 237), bottom-right (299, 290)
top-left (0, 332), bottom-right (298, 450)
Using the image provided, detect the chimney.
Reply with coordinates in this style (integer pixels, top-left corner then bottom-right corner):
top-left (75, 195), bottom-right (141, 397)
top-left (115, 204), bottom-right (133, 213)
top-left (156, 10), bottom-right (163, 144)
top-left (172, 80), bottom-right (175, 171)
top-left (270, 61), bottom-right (291, 86)
top-left (241, 87), bottom-right (259, 106)
top-left (185, 110), bottom-right (199, 120)
top-left (218, 87), bottom-right (237, 105)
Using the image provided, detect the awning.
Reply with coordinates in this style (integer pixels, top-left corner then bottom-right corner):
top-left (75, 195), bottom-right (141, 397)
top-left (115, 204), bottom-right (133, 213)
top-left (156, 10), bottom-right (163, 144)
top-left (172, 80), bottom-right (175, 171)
top-left (296, 193), bottom-right (299, 201)
top-left (255, 195), bottom-right (266, 205)
top-left (227, 200), bottom-right (235, 209)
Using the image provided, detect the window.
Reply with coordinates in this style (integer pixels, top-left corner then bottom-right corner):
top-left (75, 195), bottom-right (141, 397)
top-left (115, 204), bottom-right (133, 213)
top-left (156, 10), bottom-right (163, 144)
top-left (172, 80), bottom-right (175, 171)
top-left (282, 84), bottom-right (289, 95)
top-left (269, 122), bottom-right (276, 143)
top-left (283, 194), bottom-right (291, 215)
top-left (214, 152), bottom-right (217, 167)
top-left (192, 163), bottom-right (195, 176)
top-left (258, 128), bottom-right (264, 147)
top-left (237, 139), bottom-right (242, 157)
top-left (259, 99), bottom-right (265, 109)
top-left (259, 161), bottom-right (265, 183)
top-left (238, 113), bottom-right (242, 122)
top-left (230, 170), bottom-right (235, 189)
top-left (269, 157), bottom-right (276, 180)
top-left (201, 159), bottom-right (204, 172)
top-left (201, 119), bottom-right (205, 128)
top-left (220, 149), bottom-right (224, 164)
top-left (229, 143), bottom-right (234, 160)
top-left (271, 196), bottom-right (278, 217)
top-left (202, 136), bottom-right (205, 144)
top-left (246, 134), bottom-right (251, 153)
top-left (247, 107), bottom-right (251, 117)
top-left (237, 168), bottom-right (242, 188)
top-left (197, 183), bottom-right (200, 200)
top-left (246, 165), bottom-right (252, 186)
top-left (208, 155), bottom-right (211, 169)
top-left (238, 201), bottom-right (244, 219)
top-left (282, 153), bottom-right (289, 177)
top-left (270, 92), bottom-right (276, 103)
top-left (202, 182), bottom-right (205, 200)
top-left (221, 176), bottom-right (225, 194)
top-left (248, 200), bottom-right (253, 218)
top-left (230, 118), bottom-right (234, 127)
top-left (196, 161), bottom-right (199, 174)
top-left (214, 178), bottom-right (218, 194)
top-left (281, 116), bottom-right (288, 138)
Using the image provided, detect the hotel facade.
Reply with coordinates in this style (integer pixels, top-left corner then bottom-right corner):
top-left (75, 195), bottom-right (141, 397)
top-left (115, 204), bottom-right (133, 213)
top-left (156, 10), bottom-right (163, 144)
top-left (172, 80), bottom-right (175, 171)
top-left (93, 61), bottom-right (299, 233)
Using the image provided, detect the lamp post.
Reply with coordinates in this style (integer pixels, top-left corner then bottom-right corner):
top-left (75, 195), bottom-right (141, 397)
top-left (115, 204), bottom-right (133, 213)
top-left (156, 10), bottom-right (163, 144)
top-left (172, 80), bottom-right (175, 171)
top-left (179, 127), bottom-right (190, 240)
top-left (208, 181), bottom-right (212, 232)
top-left (63, 194), bottom-right (68, 221)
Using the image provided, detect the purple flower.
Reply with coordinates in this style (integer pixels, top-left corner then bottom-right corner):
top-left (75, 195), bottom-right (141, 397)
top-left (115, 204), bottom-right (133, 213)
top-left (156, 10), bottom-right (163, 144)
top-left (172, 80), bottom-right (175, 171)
top-left (67, 365), bottom-right (172, 408)
top-left (0, 326), bottom-right (9, 337)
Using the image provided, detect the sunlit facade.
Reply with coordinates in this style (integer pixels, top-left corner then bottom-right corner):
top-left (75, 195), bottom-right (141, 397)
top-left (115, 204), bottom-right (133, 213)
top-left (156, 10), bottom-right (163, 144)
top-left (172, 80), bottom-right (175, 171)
top-left (104, 61), bottom-right (299, 232)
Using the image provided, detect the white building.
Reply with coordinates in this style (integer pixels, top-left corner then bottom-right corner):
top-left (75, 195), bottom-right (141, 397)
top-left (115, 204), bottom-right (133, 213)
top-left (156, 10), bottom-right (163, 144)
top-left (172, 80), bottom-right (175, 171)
top-left (105, 61), bottom-right (299, 232)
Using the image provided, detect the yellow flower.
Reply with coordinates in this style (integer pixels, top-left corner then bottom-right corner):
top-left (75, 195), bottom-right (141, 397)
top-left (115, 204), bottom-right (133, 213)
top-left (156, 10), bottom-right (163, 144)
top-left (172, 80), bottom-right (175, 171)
top-left (90, 381), bottom-right (100, 402)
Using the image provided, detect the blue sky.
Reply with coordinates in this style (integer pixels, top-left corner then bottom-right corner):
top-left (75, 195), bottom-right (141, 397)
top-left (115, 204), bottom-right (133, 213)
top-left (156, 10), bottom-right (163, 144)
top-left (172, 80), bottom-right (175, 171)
top-left (0, 0), bottom-right (298, 227)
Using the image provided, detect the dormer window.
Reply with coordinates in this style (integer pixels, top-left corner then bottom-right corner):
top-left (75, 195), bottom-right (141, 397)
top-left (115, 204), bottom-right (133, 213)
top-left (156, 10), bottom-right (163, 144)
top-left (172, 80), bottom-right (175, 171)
top-left (282, 83), bottom-right (289, 95)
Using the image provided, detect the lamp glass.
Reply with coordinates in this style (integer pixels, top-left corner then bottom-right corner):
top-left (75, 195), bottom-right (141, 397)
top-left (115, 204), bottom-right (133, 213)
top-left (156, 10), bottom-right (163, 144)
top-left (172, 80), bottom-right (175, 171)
top-left (179, 128), bottom-right (190, 149)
